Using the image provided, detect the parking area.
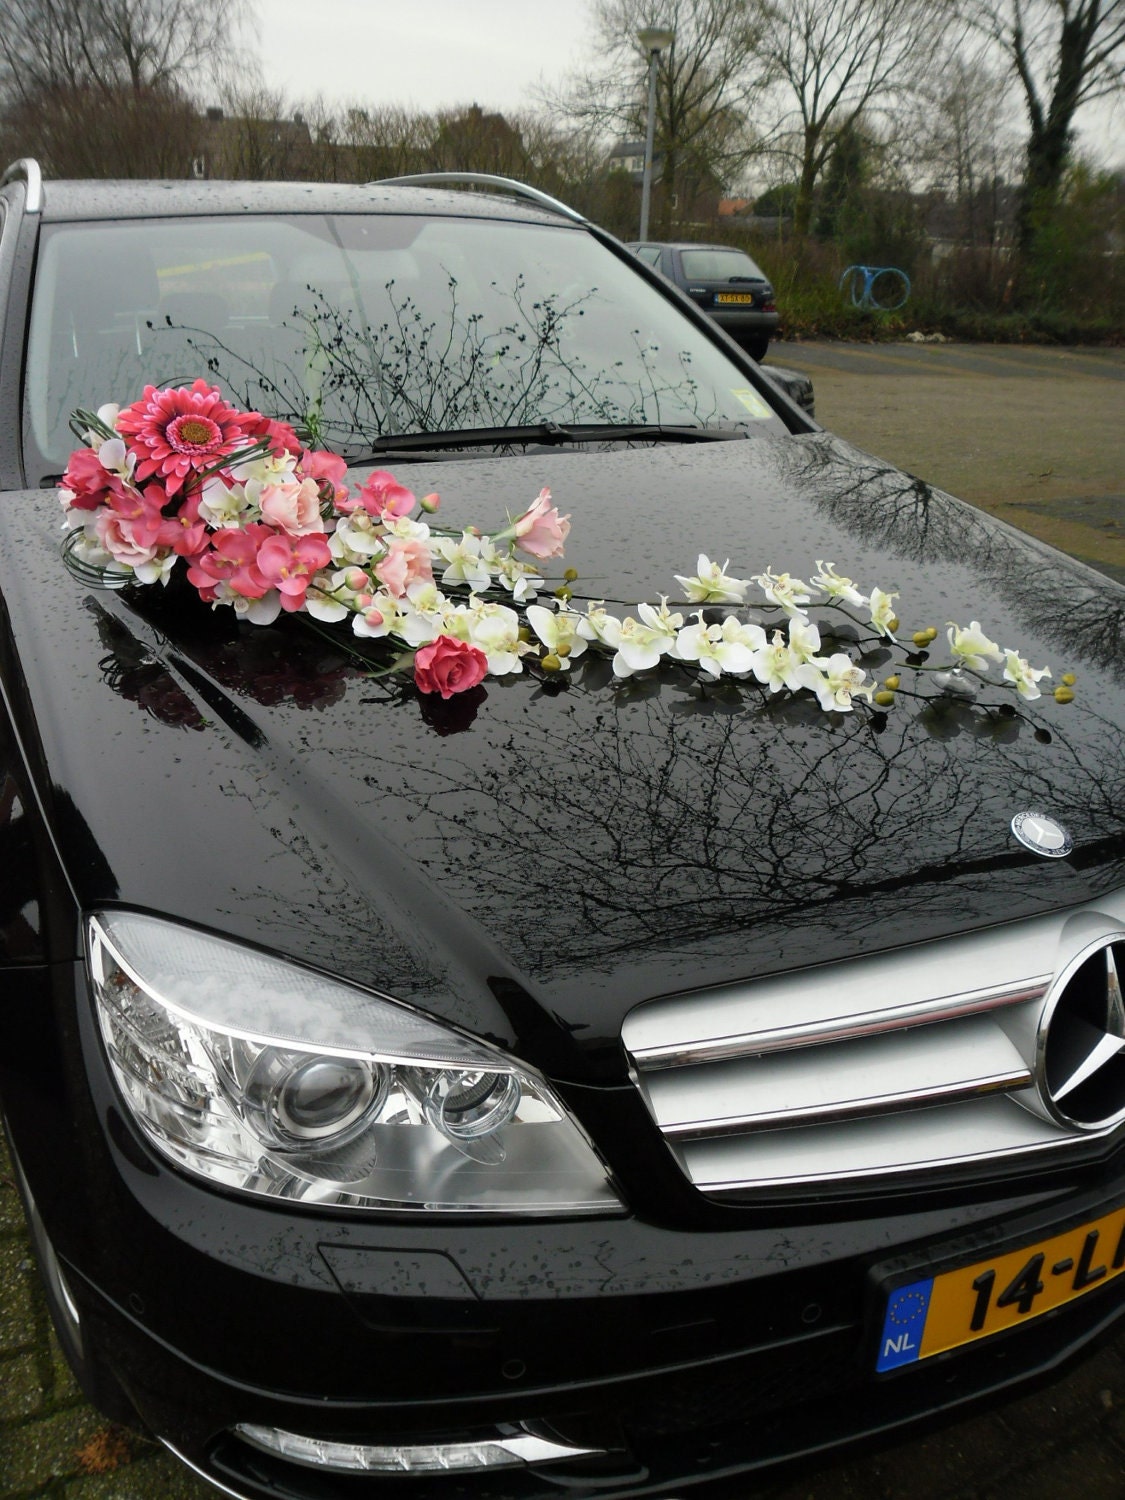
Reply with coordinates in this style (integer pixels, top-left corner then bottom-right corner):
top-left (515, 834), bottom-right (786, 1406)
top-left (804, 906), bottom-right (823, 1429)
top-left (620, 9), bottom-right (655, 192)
top-left (3, 339), bottom-right (1124, 1499)
top-left (770, 340), bottom-right (1125, 584)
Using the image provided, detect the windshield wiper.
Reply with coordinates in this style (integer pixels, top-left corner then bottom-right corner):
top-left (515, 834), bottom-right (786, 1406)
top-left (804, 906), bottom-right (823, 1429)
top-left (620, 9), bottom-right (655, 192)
top-left (343, 421), bottom-right (748, 464)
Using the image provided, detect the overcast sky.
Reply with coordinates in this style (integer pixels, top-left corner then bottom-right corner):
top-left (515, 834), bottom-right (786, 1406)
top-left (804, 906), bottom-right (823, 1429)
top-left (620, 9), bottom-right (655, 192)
top-left (252, 0), bottom-right (596, 115)
top-left (248, 0), bottom-right (1120, 168)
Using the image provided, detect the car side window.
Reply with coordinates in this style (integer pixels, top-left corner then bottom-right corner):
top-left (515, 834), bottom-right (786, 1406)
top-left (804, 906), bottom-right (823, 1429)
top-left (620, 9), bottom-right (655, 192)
top-left (636, 245), bottom-right (662, 267)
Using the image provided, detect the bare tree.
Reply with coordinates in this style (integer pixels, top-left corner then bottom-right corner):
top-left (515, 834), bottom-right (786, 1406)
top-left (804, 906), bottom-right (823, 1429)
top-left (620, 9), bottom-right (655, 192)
top-left (963, 0), bottom-right (1125, 253)
top-left (547, 0), bottom-right (763, 235)
top-left (0, 0), bottom-right (239, 102)
top-left (750, 0), bottom-right (936, 235)
top-left (0, 0), bottom-right (240, 176)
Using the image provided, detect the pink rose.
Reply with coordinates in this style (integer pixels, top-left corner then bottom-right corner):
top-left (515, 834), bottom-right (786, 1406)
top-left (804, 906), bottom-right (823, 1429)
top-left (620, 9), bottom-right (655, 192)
top-left (260, 477), bottom-right (323, 536)
top-left (413, 635), bottom-right (489, 698)
top-left (513, 488), bottom-right (570, 560)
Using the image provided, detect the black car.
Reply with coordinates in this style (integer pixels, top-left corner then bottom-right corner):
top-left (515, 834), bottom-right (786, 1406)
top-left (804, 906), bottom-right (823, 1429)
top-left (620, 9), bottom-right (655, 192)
top-left (628, 241), bottom-right (780, 360)
top-left (2, 159), bottom-right (1125, 1500)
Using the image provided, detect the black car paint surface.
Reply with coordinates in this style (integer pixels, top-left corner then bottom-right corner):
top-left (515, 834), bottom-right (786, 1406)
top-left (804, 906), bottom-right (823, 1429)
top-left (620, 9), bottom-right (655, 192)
top-left (1, 167), bottom-right (1124, 1500)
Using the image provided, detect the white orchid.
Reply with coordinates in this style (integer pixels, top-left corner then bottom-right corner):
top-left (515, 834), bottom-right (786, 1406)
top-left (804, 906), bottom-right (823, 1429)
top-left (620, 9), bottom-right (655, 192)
top-left (605, 613), bottom-right (675, 677)
top-left (750, 630), bottom-right (807, 693)
top-left (576, 602), bottom-right (622, 648)
top-left (947, 621), bottom-right (1003, 671)
top-left (525, 603), bottom-right (589, 667)
top-left (786, 615), bottom-right (823, 663)
top-left (199, 475), bottom-right (255, 528)
top-left (1002, 650), bottom-right (1052, 700)
top-left (676, 613), bottom-right (765, 678)
top-left (673, 554), bottom-right (752, 604)
top-left (332, 511), bottom-right (387, 561)
top-left (812, 560), bottom-right (866, 607)
top-left (797, 654), bottom-right (874, 713)
top-left (456, 599), bottom-right (527, 674)
top-left (753, 568), bottom-right (813, 616)
top-left (868, 587), bottom-right (899, 639)
top-left (432, 531), bottom-right (492, 593)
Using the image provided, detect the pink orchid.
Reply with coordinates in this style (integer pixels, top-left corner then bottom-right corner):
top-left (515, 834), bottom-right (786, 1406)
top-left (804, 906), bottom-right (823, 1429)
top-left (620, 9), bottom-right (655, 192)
top-left (513, 488), bottom-right (570, 560)
top-left (347, 469), bottom-right (416, 520)
top-left (186, 523), bottom-right (275, 599)
top-left (260, 476), bottom-right (323, 536)
top-left (255, 532), bottom-right (333, 612)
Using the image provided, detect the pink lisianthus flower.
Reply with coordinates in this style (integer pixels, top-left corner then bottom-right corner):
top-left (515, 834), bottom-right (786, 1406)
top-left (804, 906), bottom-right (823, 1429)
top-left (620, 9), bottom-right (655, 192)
top-left (374, 536), bottom-right (434, 599)
top-left (300, 450), bottom-right (349, 506)
top-left (244, 412), bottom-right (302, 460)
top-left (255, 531), bottom-right (333, 612)
top-left (116, 380), bottom-right (255, 496)
top-left (513, 488), bottom-right (570, 560)
top-left (344, 468), bottom-right (416, 521)
top-left (260, 476), bottom-right (324, 536)
top-left (94, 510), bottom-right (165, 572)
top-left (186, 522), bottom-right (276, 600)
top-left (60, 446), bottom-right (126, 512)
top-left (413, 635), bottom-right (489, 698)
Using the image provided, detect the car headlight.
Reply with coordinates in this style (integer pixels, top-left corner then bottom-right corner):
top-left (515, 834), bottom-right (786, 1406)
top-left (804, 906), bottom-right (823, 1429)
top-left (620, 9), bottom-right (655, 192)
top-left (87, 912), bottom-right (623, 1215)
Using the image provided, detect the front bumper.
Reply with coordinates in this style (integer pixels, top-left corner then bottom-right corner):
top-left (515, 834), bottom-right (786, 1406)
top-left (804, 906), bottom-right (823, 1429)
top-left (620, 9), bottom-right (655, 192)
top-left (8, 959), bottom-right (1125, 1499)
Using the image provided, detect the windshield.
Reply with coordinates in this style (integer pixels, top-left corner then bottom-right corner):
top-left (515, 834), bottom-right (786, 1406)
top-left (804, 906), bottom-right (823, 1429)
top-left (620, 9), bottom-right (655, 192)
top-left (26, 213), bottom-right (786, 470)
top-left (679, 249), bottom-right (768, 282)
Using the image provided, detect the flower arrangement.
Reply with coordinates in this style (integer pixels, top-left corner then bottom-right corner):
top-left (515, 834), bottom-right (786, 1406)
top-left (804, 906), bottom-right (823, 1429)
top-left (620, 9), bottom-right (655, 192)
top-left (59, 381), bottom-right (1072, 714)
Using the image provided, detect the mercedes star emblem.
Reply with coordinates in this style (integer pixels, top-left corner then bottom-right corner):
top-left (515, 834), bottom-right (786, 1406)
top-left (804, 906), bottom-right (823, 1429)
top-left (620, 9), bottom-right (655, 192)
top-left (1012, 810), bottom-right (1073, 859)
top-left (1039, 936), bottom-right (1125, 1130)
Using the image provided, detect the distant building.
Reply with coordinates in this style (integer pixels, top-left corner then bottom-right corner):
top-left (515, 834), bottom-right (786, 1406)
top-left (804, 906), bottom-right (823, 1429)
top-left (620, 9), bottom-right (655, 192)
top-left (608, 139), bottom-right (662, 184)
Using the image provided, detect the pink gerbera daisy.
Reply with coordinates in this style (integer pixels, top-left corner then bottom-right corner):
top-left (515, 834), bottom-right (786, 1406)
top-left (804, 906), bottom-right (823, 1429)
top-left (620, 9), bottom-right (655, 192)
top-left (116, 380), bottom-right (255, 496)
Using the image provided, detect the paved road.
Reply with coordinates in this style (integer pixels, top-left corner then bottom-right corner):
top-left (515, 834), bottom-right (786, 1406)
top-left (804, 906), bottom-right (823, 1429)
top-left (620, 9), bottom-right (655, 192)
top-left (2, 341), bottom-right (1124, 1499)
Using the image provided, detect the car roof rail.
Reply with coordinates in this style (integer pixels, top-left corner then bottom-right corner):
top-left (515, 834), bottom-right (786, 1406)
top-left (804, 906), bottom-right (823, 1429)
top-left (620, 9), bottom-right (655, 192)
top-left (1, 158), bottom-right (43, 213)
top-left (371, 172), bottom-right (587, 225)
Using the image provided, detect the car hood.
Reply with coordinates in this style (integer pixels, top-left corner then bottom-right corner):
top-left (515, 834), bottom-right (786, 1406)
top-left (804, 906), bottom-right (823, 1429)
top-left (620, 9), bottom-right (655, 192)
top-left (4, 432), bottom-right (1124, 1082)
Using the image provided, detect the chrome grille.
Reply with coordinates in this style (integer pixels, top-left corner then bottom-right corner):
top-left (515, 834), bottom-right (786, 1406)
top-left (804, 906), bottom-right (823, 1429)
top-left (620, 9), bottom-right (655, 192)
top-left (622, 895), bottom-right (1125, 1193)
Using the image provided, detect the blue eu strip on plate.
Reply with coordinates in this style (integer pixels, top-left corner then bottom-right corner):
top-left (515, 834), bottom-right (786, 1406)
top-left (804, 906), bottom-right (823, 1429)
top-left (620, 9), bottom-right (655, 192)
top-left (877, 1278), bottom-right (935, 1372)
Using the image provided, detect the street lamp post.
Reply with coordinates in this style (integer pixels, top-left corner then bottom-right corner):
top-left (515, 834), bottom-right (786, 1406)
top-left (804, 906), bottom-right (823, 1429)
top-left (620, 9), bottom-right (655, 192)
top-left (637, 24), bottom-right (674, 242)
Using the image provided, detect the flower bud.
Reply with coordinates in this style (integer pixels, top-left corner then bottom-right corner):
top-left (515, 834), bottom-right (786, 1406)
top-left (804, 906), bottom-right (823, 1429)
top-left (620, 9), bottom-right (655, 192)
top-left (1053, 685), bottom-right (1075, 704)
top-left (541, 654), bottom-right (562, 672)
top-left (874, 689), bottom-right (896, 707)
top-left (556, 643), bottom-right (571, 658)
top-left (554, 586), bottom-right (573, 602)
top-left (887, 615), bottom-right (900, 633)
top-left (563, 567), bottom-right (579, 582)
top-left (883, 674), bottom-right (901, 690)
top-left (1061, 672), bottom-right (1076, 686)
top-left (911, 629), bottom-right (932, 648)
top-left (419, 492), bottom-right (440, 513)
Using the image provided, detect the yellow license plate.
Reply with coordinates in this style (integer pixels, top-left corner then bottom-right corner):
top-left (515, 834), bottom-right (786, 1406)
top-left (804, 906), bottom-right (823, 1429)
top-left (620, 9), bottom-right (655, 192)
top-left (716, 292), bottom-right (754, 304)
top-left (877, 1205), bottom-right (1125, 1372)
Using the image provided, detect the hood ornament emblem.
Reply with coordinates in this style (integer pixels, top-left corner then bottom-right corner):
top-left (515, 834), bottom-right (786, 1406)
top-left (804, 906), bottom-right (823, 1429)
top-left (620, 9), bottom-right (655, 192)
top-left (1039, 938), bottom-right (1125, 1130)
top-left (1011, 810), bottom-right (1073, 859)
